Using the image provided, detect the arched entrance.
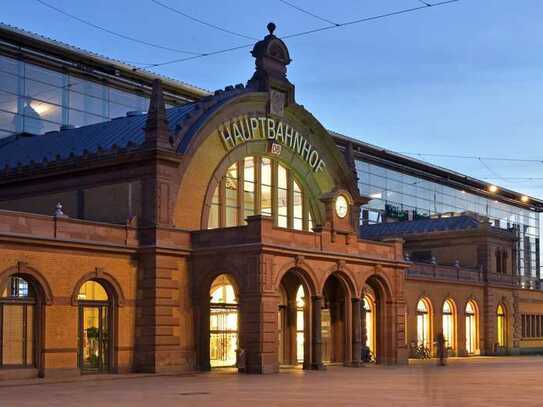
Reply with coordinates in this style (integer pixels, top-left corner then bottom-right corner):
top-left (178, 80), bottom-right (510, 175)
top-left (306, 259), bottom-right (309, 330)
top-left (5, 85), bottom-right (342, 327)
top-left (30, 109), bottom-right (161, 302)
top-left (442, 299), bottom-right (456, 353)
top-left (209, 274), bottom-right (238, 368)
top-left (322, 274), bottom-right (349, 364)
top-left (277, 269), bottom-right (311, 368)
top-left (363, 276), bottom-right (391, 364)
top-left (465, 300), bottom-right (478, 355)
top-left (496, 304), bottom-right (507, 349)
top-left (0, 275), bottom-right (38, 368)
top-left (77, 280), bottom-right (113, 373)
top-left (363, 292), bottom-right (376, 360)
top-left (416, 298), bottom-right (432, 352)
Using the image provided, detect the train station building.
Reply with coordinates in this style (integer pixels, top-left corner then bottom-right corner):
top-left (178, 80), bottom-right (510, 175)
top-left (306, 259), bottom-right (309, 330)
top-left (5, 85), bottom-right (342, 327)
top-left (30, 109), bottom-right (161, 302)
top-left (0, 23), bottom-right (542, 380)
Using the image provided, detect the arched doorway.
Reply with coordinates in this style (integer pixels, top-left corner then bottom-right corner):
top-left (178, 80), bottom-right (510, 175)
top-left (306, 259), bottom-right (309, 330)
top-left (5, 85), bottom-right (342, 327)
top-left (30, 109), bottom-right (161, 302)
top-left (496, 304), bottom-right (507, 349)
top-left (0, 275), bottom-right (38, 368)
top-left (465, 301), bottom-right (478, 355)
top-left (363, 293), bottom-right (376, 359)
top-left (442, 299), bottom-right (456, 353)
top-left (322, 274), bottom-right (348, 364)
top-left (277, 270), bottom-right (310, 367)
top-left (77, 280), bottom-right (112, 373)
top-left (416, 298), bottom-right (432, 352)
top-left (209, 274), bottom-right (238, 368)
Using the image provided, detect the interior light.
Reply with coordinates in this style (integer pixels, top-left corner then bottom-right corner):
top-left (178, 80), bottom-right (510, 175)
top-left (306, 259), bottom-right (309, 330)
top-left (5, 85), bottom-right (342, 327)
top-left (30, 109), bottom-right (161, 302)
top-left (521, 195), bottom-right (529, 203)
top-left (369, 192), bottom-right (382, 199)
top-left (488, 185), bottom-right (498, 193)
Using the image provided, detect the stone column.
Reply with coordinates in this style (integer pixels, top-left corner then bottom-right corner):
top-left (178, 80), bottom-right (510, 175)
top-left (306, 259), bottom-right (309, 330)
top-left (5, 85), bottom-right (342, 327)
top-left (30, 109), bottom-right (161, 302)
top-left (351, 298), bottom-right (362, 367)
top-left (311, 296), bottom-right (325, 370)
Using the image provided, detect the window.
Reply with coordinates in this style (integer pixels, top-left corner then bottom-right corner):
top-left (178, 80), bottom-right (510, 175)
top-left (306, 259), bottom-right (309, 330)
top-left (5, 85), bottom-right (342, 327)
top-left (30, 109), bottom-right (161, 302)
top-left (442, 300), bottom-right (454, 350)
top-left (0, 276), bottom-right (35, 368)
top-left (416, 299), bottom-right (431, 349)
top-left (465, 301), bottom-right (478, 354)
top-left (521, 314), bottom-right (543, 339)
top-left (497, 305), bottom-right (506, 347)
top-left (207, 156), bottom-right (314, 231)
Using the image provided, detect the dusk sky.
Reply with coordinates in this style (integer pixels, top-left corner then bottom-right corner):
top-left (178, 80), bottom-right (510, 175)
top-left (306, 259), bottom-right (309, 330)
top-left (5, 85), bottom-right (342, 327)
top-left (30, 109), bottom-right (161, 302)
top-left (4, 0), bottom-right (543, 198)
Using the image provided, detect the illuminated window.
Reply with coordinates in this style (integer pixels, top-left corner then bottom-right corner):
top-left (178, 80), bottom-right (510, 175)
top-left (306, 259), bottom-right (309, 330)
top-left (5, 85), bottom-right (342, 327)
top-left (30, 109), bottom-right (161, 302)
top-left (364, 295), bottom-right (376, 356)
top-left (465, 301), bottom-right (478, 354)
top-left (497, 304), bottom-right (506, 347)
top-left (442, 300), bottom-right (454, 350)
top-left (210, 275), bottom-right (238, 368)
top-left (0, 276), bottom-right (35, 367)
top-left (295, 285), bottom-right (305, 362)
top-left (417, 299), bottom-right (431, 349)
top-left (207, 156), bottom-right (314, 231)
top-left (78, 280), bottom-right (108, 301)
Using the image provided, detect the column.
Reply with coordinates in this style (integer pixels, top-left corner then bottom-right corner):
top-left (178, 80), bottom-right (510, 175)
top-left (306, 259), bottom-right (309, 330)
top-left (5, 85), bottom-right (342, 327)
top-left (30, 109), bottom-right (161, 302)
top-left (311, 295), bottom-right (325, 370)
top-left (351, 298), bottom-right (362, 367)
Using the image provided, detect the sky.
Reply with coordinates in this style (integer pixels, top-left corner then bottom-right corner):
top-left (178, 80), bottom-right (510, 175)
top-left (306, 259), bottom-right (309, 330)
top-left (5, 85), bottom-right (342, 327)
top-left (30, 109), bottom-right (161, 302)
top-left (3, 0), bottom-right (543, 199)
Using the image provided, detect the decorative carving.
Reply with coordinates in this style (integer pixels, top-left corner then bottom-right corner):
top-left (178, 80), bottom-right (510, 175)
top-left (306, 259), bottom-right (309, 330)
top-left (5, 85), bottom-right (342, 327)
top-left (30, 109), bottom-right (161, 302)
top-left (295, 255), bottom-right (305, 267)
top-left (269, 89), bottom-right (285, 117)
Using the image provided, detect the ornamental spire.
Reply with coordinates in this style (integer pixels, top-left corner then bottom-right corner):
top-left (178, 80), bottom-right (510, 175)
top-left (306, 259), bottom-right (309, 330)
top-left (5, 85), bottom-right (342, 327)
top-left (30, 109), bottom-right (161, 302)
top-left (144, 79), bottom-right (172, 149)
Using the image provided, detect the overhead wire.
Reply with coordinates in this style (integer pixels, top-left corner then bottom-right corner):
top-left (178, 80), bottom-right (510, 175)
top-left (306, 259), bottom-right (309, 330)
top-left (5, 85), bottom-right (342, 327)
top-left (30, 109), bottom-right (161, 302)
top-left (133, 0), bottom-right (461, 71)
top-left (399, 151), bottom-right (543, 164)
top-left (278, 0), bottom-right (340, 26)
top-left (150, 0), bottom-right (258, 40)
top-left (35, 0), bottom-right (201, 56)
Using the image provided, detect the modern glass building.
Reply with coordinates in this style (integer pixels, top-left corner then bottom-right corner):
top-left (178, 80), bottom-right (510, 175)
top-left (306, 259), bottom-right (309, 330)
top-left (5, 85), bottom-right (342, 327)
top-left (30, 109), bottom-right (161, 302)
top-left (334, 135), bottom-right (542, 287)
top-left (0, 23), bottom-right (206, 138)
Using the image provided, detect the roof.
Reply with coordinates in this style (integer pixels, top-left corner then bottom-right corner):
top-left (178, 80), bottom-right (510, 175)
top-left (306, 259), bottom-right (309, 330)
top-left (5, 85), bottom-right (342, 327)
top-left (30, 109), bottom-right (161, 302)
top-left (0, 103), bottom-right (197, 168)
top-left (359, 215), bottom-right (482, 240)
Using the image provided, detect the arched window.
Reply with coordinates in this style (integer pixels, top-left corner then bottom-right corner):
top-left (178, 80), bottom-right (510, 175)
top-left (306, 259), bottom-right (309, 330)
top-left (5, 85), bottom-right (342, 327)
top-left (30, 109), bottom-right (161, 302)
top-left (0, 276), bottom-right (35, 367)
top-left (496, 249), bottom-right (503, 274)
top-left (208, 156), bottom-right (313, 231)
top-left (465, 301), bottom-right (478, 354)
top-left (416, 299), bottom-right (431, 349)
top-left (210, 275), bottom-right (238, 367)
top-left (363, 295), bottom-right (376, 356)
top-left (442, 300), bottom-right (455, 351)
top-left (77, 280), bottom-right (111, 373)
top-left (497, 304), bottom-right (506, 347)
top-left (295, 285), bottom-right (305, 363)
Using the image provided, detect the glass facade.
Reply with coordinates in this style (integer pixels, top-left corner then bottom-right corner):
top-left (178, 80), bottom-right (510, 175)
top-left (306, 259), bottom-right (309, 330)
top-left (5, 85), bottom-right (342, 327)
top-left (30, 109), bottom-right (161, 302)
top-left (356, 160), bottom-right (541, 285)
top-left (0, 54), bottom-right (164, 138)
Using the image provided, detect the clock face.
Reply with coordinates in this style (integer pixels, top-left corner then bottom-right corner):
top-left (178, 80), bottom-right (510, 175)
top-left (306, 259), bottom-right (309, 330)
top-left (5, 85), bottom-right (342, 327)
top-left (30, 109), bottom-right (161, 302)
top-left (335, 195), bottom-right (349, 218)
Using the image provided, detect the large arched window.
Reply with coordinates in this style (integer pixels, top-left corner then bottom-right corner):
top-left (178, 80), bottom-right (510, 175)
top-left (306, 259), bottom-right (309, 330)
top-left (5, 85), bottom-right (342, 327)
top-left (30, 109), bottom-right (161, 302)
top-left (416, 298), bottom-right (431, 349)
top-left (208, 156), bottom-right (313, 231)
top-left (210, 275), bottom-right (238, 368)
top-left (77, 280), bottom-right (111, 373)
top-left (442, 300), bottom-right (455, 351)
top-left (497, 304), bottom-right (506, 347)
top-left (0, 276), bottom-right (35, 368)
top-left (465, 301), bottom-right (478, 354)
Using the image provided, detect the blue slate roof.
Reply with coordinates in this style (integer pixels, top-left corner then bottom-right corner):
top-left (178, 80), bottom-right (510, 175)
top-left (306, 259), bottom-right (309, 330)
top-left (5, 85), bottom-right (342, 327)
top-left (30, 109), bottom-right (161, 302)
top-left (0, 103), bottom-right (198, 169)
top-left (360, 215), bottom-right (482, 240)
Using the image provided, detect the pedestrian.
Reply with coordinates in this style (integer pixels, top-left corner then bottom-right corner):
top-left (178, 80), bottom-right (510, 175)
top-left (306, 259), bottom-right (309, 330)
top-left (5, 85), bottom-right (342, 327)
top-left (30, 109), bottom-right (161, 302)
top-left (436, 332), bottom-right (447, 366)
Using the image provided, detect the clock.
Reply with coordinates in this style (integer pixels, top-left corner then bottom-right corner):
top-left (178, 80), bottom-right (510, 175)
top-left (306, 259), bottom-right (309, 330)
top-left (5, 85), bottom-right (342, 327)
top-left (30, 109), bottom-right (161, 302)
top-left (335, 195), bottom-right (349, 218)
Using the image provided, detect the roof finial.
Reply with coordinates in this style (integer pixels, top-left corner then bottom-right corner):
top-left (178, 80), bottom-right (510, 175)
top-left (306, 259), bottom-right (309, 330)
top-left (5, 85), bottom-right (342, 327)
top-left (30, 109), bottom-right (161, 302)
top-left (267, 22), bottom-right (276, 36)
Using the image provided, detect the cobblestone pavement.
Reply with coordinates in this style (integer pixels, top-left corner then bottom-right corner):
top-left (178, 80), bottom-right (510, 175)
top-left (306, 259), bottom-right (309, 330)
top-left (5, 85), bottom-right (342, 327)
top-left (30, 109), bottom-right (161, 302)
top-left (1, 357), bottom-right (543, 407)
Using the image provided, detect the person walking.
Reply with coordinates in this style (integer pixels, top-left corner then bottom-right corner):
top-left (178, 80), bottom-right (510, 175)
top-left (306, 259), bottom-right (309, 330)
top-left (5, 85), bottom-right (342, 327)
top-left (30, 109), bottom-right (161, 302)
top-left (436, 332), bottom-right (447, 366)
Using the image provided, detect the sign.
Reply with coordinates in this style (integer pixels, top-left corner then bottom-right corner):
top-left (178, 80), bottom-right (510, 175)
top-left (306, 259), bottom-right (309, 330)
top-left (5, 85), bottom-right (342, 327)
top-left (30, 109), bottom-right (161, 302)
top-left (218, 115), bottom-right (326, 173)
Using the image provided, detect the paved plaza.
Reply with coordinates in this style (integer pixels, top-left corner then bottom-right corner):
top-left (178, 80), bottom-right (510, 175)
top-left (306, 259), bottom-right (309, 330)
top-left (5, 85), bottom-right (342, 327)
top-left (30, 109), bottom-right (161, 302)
top-left (1, 357), bottom-right (543, 407)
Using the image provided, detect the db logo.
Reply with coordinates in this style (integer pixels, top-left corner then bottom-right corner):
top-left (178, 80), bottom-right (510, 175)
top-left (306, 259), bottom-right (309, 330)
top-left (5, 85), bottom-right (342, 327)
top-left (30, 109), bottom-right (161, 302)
top-left (270, 143), bottom-right (282, 155)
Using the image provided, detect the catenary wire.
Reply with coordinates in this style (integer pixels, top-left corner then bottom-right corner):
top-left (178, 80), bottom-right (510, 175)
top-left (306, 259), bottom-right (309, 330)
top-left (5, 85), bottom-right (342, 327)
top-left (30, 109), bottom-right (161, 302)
top-left (399, 151), bottom-right (543, 164)
top-left (150, 0), bottom-right (257, 40)
top-left (134, 0), bottom-right (460, 70)
top-left (278, 0), bottom-right (340, 26)
top-left (35, 0), bottom-right (201, 56)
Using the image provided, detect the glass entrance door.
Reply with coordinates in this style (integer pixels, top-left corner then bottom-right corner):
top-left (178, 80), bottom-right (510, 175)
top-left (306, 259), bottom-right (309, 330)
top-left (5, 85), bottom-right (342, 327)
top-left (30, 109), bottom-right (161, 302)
top-left (79, 304), bottom-right (109, 373)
